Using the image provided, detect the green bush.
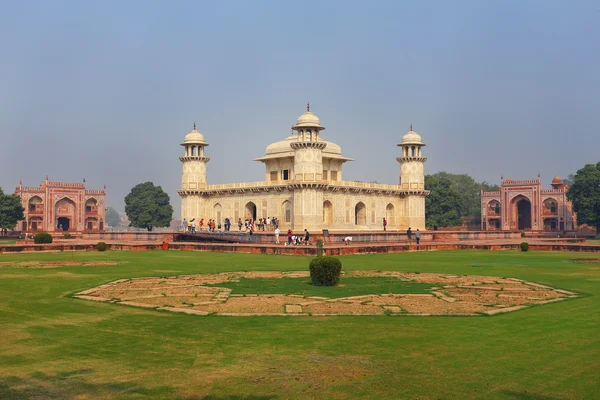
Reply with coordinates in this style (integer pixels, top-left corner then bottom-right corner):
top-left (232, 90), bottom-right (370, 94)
top-left (33, 232), bottom-right (53, 244)
top-left (96, 242), bottom-right (107, 252)
top-left (567, 239), bottom-right (577, 243)
top-left (64, 233), bottom-right (72, 239)
top-left (309, 256), bottom-right (342, 286)
top-left (521, 231), bottom-right (526, 238)
top-left (316, 239), bottom-right (324, 257)
top-left (520, 242), bottom-right (529, 252)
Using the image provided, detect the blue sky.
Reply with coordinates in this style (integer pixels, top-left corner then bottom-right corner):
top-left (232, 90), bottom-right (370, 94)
top-left (1, 0), bottom-right (598, 214)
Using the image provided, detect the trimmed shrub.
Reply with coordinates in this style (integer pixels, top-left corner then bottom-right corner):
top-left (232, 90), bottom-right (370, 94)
top-left (567, 239), bottom-right (577, 243)
top-left (521, 231), bottom-right (526, 238)
top-left (520, 242), bottom-right (529, 252)
top-left (33, 232), bottom-right (53, 244)
top-left (64, 233), bottom-right (72, 239)
top-left (96, 242), bottom-right (107, 252)
top-left (316, 239), bottom-right (324, 257)
top-left (309, 256), bottom-right (342, 286)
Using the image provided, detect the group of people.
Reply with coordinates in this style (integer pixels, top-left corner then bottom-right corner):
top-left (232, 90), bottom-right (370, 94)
top-left (280, 228), bottom-right (310, 246)
top-left (406, 227), bottom-right (421, 244)
top-left (238, 217), bottom-right (279, 232)
top-left (182, 218), bottom-right (223, 233)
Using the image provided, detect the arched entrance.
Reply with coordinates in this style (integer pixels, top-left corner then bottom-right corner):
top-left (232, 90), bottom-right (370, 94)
top-left (323, 201), bottom-right (333, 225)
top-left (512, 196), bottom-right (532, 230)
top-left (355, 202), bottom-right (366, 225)
top-left (55, 198), bottom-right (76, 232)
top-left (386, 203), bottom-right (395, 226)
top-left (245, 202), bottom-right (256, 220)
top-left (214, 203), bottom-right (222, 223)
top-left (282, 201), bottom-right (292, 224)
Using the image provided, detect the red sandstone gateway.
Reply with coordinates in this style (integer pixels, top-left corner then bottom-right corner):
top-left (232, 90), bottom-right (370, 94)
top-left (15, 177), bottom-right (106, 234)
top-left (481, 175), bottom-right (576, 232)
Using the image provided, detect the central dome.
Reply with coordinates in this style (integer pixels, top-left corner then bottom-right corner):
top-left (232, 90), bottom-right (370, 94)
top-left (264, 135), bottom-right (342, 157)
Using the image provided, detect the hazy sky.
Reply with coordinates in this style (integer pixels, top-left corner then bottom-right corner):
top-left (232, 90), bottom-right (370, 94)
top-left (1, 1), bottom-right (599, 215)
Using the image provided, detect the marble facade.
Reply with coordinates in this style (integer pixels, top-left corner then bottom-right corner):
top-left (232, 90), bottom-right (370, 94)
top-left (178, 106), bottom-right (429, 231)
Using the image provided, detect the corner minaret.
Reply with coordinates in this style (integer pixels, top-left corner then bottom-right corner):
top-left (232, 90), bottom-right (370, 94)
top-left (290, 104), bottom-right (328, 230)
top-left (179, 123), bottom-right (210, 221)
top-left (397, 125), bottom-right (428, 229)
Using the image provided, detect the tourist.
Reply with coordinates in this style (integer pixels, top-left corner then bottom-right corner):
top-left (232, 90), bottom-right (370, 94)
top-left (344, 236), bottom-right (353, 245)
top-left (188, 219), bottom-right (192, 232)
top-left (274, 227), bottom-right (280, 244)
top-left (191, 220), bottom-right (196, 233)
top-left (287, 229), bottom-right (293, 246)
top-left (263, 218), bottom-right (267, 231)
top-left (182, 218), bottom-right (187, 232)
top-left (267, 217), bottom-right (271, 231)
top-left (407, 227), bottom-right (412, 242)
top-left (238, 218), bottom-right (242, 231)
top-left (199, 219), bottom-right (204, 231)
top-left (218, 219), bottom-right (222, 231)
top-left (304, 229), bottom-right (310, 245)
top-left (415, 229), bottom-right (421, 245)
top-left (383, 218), bottom-right (387, 231)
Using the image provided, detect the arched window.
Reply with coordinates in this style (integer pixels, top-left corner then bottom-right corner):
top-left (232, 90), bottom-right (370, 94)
top-left (282, 201), bottom-right (292, 223)
top-left (355, 202), bottom-right (366, 225)
top-left (488, 200), bottom-right (501, 215)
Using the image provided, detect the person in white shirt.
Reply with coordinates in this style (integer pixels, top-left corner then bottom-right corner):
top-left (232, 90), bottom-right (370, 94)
top-left (274, 227), bottom-right (280, 244)
top-left (344, 236), bottom-right (353, 245)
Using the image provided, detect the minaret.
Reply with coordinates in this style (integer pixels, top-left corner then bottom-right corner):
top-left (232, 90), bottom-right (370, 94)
top-left (179, 123), bottom-right (210, 221)
top-left (397, 125), bottom-right (428, 229)
top-left (290, 104), bottom-right (327, 230)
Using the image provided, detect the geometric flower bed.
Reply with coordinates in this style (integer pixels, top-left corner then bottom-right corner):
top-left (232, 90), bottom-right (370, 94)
top-left (74, 271), bottom-right (578, 316)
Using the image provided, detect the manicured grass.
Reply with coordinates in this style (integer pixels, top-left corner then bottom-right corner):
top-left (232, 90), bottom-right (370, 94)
top-left (0, 249), bottom-right (599, 399)
top-left (0, 238), bottom-right (16, 244)
top-left (207, 276), bottom-right (434, 298)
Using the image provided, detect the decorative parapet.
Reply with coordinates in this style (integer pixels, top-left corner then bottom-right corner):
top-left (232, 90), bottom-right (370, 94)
top-left (45, 182), bottom-right (85, 188)
top-left (179, 156), bottom-right (211, 162)
top-left (290, 142), bottom-right (327, 150)
top-left (177, 179), bottom-right (429, 196)
top-left (85, 190), bottom-right (106, 195)
top-left (481, 191), bottom-right (501, 196)
top-left (396, 156), bottom-right (428, 163)
top-left (16, 187), bottom-right (44, 192)
top-left (502, 179), bottom-right (540, 186)
top-left (541, 189), bottom-right (567, 194)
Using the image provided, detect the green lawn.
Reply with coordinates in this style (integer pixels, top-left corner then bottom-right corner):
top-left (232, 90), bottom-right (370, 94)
top-left (0, 250), bottom-right (599, 399)
top-left (207, 276), bottom-right (434, 298)
top-left (0, 238), bottom-right (16, 244)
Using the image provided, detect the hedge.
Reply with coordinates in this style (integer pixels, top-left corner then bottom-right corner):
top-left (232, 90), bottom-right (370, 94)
top-left (309, 256), bottom-right (342, 286)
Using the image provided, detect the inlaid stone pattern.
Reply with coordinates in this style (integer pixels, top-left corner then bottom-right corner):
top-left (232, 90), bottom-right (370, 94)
top-left (74, 271), bottom-right (578, 317)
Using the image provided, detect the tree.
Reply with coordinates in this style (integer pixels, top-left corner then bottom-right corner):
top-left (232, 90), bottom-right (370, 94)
top-left (105, 206), bottom-right (120, 227)
top-left (567, 162), bottom-right (600, 234)
top-left (124, 182), bottom-right (173, 231)
top-left (0, 187), bottom-right (25, 230)
top-left (563, 174), bottom-right (575, 187)
top-left (428, 172), bottom-right (500, 225)
top-left (425, 175), bottom-right (463, 228)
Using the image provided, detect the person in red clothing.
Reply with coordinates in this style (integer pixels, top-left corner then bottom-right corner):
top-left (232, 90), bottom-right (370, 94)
top-left (287, 229), bottom-right (293, 246)
top-left (383, 218), bottom-right (387, 231)
top-left (199, 219), bottom-right (204, 231)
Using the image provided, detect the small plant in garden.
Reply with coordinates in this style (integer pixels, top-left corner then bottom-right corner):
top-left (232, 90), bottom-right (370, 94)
top-left (96, 242), bottom-right (107, 251)
top-left (309, 256), bottom-right (342, 286)
top-left (63, 233), bottom-right (72, 239)
top-left (520, 242), bottom-right (529, 252)
top-left (316, 239), bottom-right (324, 257)
top-left (521, 231), bottom-right (526, 238)
top-left (33, 232), bottom-right (53, 244)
